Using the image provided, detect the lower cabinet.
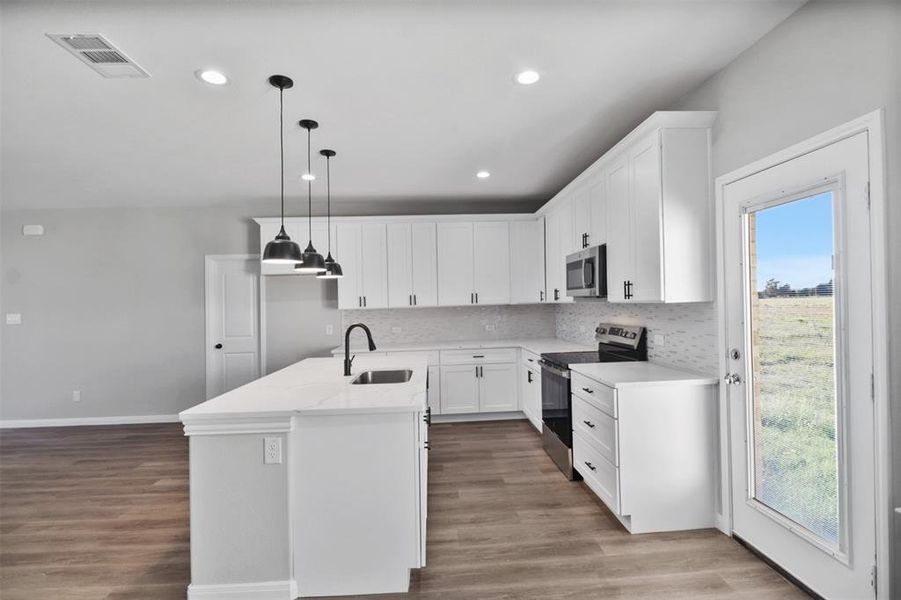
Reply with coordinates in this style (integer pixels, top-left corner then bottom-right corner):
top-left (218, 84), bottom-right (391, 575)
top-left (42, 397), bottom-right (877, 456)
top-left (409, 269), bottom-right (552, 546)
top-left (520, 362), bottom-right (542, 431)
top-left (440, 362), bottom-right (517, 414)
top-left (571, 374), bottom-right (716, 534)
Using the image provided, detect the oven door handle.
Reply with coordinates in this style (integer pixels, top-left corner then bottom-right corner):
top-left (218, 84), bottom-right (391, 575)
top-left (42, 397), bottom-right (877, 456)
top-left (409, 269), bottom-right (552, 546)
top-left (538, 360), bottom-right (571, 379)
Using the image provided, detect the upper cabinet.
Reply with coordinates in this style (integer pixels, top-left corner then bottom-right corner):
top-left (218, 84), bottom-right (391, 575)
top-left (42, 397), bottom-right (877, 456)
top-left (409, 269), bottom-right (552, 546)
top-left (509, 219), bottom-right (546, 304)
top-left (605, 124), bottom-right (713, 303)
top-left (572, 175), bottom-right (606, 250)
top-left (387, 222), bottom-right (438, 308)
top-left (544, 199), bottom-right (574, 303)
top-left (336, 223), bottom-right (389, 309)
top-left (437, 221), bottom-right (510, 306)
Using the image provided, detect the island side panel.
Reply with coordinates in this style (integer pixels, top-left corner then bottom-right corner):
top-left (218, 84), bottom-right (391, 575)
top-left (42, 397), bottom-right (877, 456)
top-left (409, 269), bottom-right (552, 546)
top-left (188, 433), bottom-right (292, 587)
top-left (293, 412), bottom-right (419, 597)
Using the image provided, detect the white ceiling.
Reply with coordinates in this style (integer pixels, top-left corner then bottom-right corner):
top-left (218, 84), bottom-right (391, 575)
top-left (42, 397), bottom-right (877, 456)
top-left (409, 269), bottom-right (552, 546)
top-left (0, 0), bottom-right (803, 211)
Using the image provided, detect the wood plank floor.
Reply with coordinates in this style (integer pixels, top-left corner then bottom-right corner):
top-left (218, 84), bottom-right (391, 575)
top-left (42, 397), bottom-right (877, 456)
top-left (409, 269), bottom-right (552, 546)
top-left (0, 420), bottom-right (807, 599)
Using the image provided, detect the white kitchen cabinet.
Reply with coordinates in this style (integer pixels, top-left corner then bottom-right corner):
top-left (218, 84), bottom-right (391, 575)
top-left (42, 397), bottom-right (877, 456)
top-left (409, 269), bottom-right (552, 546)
top-left (259, 221), bottom-right (333, 276)
top-left (604, 126), bottom-right (712, 303)
top-left (510, 219), bottom-right (547, 304)
top-left (387, 222), bottom-right (438, 308)
top-left (427, 365), bottom-right (441, 415)
top-left (436, 222), bottom-right (474, 306)
top-left (440, 364), bottom-right (480, 414)
top-left (544, 200), bottom-right (574, 303)
top-left (473, 221), bottom-right (510, 305)
top-left (571, 175), bottom-right (607, 252)
top-left (478, 363), bottom-right (518, 412)
top-left (437, 222), bottom-right (510, 306)
top-left (336, 223), bottom-right (389, 309)
top-left (520, 361), bottom-right (542, 431)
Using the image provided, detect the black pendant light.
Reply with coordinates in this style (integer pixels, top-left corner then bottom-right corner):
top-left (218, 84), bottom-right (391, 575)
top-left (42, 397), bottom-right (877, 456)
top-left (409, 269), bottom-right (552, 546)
top-left (262, 75), bottom-right (304, 265)
top-left (294, 119), bottom-right (327, 274)
top-left (316, 149), bottom-right (343, 279)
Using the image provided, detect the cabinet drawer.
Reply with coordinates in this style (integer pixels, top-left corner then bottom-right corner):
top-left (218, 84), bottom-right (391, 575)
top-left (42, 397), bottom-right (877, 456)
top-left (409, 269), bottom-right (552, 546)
top-left (572, 395), bottom-right (618, 466)
top-left (571, 372), bottom-right (616, 417)
top-left (520, 349), bottom-right (540, 369)
top-left (440, 348), bottom-right (517, 365)
top-left (573, 430), bottom-right (620, 514)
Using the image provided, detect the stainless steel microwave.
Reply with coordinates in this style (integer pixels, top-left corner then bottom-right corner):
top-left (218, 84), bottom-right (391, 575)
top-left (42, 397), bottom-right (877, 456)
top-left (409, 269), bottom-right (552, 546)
top-left (565, 245), bottom-right (607, 298)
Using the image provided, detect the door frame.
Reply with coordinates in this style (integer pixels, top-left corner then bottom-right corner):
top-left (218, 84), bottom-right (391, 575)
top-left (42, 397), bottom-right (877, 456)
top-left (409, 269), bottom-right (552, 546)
top-left (204, 254), bottom-right (262, 400)
top-left (713, 109), bottom-right (889, 598)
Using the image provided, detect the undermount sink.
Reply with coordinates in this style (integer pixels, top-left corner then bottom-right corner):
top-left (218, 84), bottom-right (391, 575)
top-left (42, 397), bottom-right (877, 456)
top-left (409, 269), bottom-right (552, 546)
top-left (351, 369), bottom-right (413, 385)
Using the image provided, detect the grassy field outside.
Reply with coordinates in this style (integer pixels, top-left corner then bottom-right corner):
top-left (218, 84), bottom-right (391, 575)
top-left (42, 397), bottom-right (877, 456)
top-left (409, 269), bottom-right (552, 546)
top-left (750, 295), bottom-right (839, 544)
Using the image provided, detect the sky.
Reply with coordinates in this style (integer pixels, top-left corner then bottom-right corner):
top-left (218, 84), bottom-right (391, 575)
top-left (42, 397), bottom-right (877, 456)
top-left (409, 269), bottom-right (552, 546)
top-left (753, 191), bottom-right (834, 291)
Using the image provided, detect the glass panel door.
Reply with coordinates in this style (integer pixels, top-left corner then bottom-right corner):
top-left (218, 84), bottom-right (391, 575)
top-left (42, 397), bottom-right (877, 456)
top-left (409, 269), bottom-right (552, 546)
top-left (744, 191), bottom-right (843, 549)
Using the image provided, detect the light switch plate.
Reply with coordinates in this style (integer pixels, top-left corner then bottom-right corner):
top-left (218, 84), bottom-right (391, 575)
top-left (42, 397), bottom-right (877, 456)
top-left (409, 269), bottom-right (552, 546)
top-left (5, 313), bottom-right (22, 325)
top-left (325, 324), bottom-right (334, 335)
top-left (22, 225), bottom-right (44, 236)
top-left (653, 334), bottom-right (666, 347)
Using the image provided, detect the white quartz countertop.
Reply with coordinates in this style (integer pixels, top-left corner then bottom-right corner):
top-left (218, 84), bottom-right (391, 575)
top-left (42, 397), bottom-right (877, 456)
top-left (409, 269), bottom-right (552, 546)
top-left (180, 354), bottom-right (429, 422)
top-left (332, 337), bottom-right (594, 357)
top-left (570, 361), bottom-right (718, 388)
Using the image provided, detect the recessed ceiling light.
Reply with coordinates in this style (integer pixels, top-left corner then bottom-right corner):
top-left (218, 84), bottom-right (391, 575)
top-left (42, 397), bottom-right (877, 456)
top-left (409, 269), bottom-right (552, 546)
top-left (196, 69), bottom-right (228, 85)
top-left (476, 170), bottom-right (491, 179)
top-left (301, 173), bottom-right (316, 181)
top-left (515, 70), bottom-right (540, 85)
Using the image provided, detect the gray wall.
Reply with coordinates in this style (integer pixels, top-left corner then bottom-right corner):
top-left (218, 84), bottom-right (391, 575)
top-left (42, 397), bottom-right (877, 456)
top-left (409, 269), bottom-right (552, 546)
top-left (670, 0), bottom-right (901, 589)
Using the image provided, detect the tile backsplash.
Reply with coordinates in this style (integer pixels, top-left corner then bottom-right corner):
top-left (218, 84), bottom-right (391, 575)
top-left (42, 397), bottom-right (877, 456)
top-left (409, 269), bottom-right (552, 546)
top-left (341, 304), bottom-right (556, 345)
top-left (556, 300), bottom-right (718, 374)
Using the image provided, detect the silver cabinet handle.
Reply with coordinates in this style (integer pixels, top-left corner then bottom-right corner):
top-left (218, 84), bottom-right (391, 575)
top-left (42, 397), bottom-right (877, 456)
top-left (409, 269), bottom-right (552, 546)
top-left (583, 420), bottom-right (595, 428)
top-left (582, 387), bottom-right (594, 394)
top-left (584, 461), bottom-right (596, 471)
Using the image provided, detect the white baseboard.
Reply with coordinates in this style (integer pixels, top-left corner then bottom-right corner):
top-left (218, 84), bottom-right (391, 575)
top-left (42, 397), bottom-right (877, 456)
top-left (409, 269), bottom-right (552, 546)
top-left (432, 411), bottom-right (527, 423)
top-left (188, 580), bottom-right (296, 600)
top-left (0, 414), bottom-right (180, 429)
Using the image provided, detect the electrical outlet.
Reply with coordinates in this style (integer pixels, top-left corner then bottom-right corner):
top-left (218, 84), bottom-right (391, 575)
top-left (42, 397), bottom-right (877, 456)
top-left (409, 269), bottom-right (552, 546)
top-left (5, 313), bottom-right (22, 325)
top-left (263, 437), bottom-right (282, 465)
top-left (391, 326), bottom-right (402, 335)
top-left (485, 323), bottom-right (497, 332)
top-left (653, 334), bottom-right (665, 347)
top-left (325, 324), bottom-right (334, 335)
top-left (72, 390), bottom-right (81, 402)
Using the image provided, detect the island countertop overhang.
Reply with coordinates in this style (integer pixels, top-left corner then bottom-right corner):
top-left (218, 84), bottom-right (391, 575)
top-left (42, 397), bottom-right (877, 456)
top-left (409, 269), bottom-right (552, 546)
top-left (179, 354), bottom-right (430, 433)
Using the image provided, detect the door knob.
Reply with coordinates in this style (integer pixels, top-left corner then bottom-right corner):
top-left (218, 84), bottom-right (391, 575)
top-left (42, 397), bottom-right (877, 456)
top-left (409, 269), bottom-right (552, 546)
top-left (214, 343), bottom-right (223, 349)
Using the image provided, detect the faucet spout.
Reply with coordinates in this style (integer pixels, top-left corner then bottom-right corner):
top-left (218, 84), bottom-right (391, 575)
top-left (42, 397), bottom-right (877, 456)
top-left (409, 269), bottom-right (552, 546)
top-left (344, 323), bottom-right (377, 376)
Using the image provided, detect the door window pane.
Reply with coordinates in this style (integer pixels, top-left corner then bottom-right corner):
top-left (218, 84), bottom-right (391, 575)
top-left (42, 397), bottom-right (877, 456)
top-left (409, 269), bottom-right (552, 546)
top-left (746, 191), bottom-right (840, 546)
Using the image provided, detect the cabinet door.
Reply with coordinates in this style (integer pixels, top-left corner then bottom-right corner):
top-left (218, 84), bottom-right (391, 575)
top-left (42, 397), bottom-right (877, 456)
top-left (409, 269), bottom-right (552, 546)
top-left (440, 364), bottom-right (479, 414)
top-left (605, 156), bottom-right (630, 303)
top-left (336, 223), bottom-right (362, 308)
top-left (587, 175), bottom-right (607, 247)
top-left (526, 367), bottom-right (542, 431)
top-left (478, 363), bottom-right (518, 412)
top-left (547, 201), bottom-right (574, 302)
top-left (387, 223), bottom-right (413, 308)
top-left (509, 219), bottom-right (546, 304)
top-left (427, 364), bottom-right (441, 415)
top-left (572, 189), bottom-right (591, 249)
top-left (410, 223), bottom-right (438, 307)
top-left (473, 221), bottom-right (510, 305)
top-left (436, 222), bottom-right (475, 306)
top-left (629, 133), bottom-right (664, 302)
top-left (360, 223), bottom-right (389, 308)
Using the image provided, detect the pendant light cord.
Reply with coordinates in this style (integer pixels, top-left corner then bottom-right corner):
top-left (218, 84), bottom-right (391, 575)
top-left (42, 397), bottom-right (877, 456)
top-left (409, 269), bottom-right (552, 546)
top-left (326, 156), bottom-right (331, 252)
top-left (279, 86), bottom-right (285, 230)
top-left (307, 127), bottom-right (313, 241)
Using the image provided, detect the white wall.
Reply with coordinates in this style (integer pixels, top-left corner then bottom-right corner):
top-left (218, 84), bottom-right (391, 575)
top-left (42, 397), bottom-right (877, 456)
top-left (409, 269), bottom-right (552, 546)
top-left (669, 0), bottom-right (901, 590)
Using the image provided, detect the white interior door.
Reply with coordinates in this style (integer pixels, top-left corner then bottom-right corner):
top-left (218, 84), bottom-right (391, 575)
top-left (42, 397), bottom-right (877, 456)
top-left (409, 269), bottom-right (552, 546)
top-left (723, 132), bottom-right (875, 598)
top-left (206, 255), bottom-right (261, 399)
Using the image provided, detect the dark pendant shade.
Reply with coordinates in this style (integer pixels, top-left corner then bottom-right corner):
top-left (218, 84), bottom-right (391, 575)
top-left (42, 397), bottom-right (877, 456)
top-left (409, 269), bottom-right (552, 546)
top-left (316, 252), bottom-right (343, 279)
top-left (263, 226), bottom-right (303, 264)
top-left (295, 241), bottom-right (326, 274)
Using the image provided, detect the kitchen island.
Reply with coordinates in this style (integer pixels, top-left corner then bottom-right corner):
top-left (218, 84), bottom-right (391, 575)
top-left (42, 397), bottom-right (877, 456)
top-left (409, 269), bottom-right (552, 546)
top-left (180, 354), bottom-right (430, 600)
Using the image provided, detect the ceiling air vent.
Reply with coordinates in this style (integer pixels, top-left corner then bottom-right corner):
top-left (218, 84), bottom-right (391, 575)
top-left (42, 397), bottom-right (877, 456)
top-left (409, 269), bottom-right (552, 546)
top-left (47, 34), bottom-right (149, 78)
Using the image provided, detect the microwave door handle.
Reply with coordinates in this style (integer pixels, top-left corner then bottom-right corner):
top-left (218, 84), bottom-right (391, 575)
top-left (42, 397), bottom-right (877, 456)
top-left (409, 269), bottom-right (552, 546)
top-left (581, 260), bottom-right (587, 290)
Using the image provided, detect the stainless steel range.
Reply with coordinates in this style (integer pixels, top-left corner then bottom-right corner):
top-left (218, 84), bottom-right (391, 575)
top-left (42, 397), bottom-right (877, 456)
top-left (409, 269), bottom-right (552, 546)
top-left (540, 323), bottom-right (647, 479)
